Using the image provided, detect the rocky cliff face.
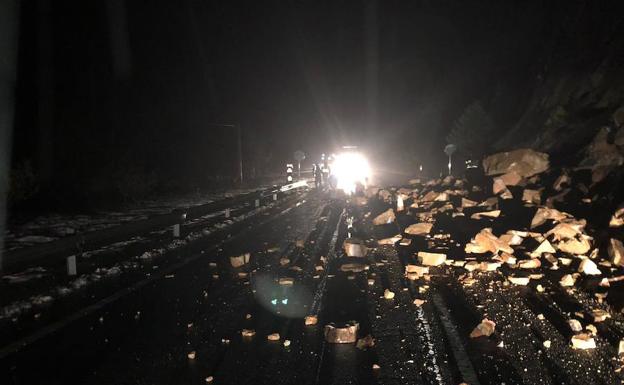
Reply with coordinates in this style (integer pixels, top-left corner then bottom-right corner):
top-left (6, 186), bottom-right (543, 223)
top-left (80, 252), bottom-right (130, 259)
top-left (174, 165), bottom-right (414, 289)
top-left (495, 2), bottom-right (624, 168)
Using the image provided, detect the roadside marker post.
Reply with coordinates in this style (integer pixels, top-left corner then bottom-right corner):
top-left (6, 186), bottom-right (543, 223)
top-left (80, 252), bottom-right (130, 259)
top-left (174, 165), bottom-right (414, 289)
top-left (225, 208), bottom-right (230, 218)
top-left (67, 255), bottom-right (77, 276)
top-left (255, 199), bottom-right (260, 208)
top-left (173, 224), bottom-right (180, 238)
top-left (273, 193), bottom-right (277, 201)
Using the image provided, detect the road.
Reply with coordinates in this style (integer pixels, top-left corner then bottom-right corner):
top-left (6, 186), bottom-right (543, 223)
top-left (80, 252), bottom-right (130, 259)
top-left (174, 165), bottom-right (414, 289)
top-left (1, 182), bottom-right (623, 385)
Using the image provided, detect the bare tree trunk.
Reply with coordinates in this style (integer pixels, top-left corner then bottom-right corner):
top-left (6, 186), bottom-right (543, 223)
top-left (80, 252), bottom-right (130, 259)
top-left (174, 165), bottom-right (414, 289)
top-left (0, 0), bottom-right (20, 272)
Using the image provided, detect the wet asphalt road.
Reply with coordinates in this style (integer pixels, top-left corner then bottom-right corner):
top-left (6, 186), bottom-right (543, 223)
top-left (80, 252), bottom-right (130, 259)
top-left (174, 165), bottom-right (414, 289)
top-left (1, 185), bottom-right (624, 385)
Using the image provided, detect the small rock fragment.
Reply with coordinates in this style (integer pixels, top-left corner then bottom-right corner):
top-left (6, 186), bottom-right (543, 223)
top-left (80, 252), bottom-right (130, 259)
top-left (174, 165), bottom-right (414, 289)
top-left (356, 335), bottom-right (375, 350)
top-left (383, 289), bottom-right (395, 299)
top-left (373, 209), bottom-right (396, 225)
top-left (571, 333), bottom-right (596, 349)
top-left (324, 321), bottom-right (359, 344)
top-left (568, 319), bottom-right (582, 332)
top-left (230, 253), bottom-right (251, 268)
top-left (267, 333), bottom-right (280, 341)
top-left (470, 318), bottom-right (496, 338)
top-left (417, 251), bottom-right (447, 266)
top-left (305, 315), bottom-right (318, 326)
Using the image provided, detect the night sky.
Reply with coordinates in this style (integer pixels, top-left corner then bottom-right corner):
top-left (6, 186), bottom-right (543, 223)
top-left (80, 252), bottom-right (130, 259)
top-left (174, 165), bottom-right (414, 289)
top-left (12, 0), bottom-right (557, 204)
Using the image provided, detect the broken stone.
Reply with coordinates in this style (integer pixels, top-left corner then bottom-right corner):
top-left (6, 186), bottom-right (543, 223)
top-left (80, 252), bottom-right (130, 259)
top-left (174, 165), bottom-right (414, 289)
top-left (187, 351), bottom-right (196, 360)
top-left (492, 178), bottom-right (507, 195)
top-left (571, 333), bottom-right (596, 349)
top-left (536, 284), bottom-right (545, 293)
top-left (324, 321), bottom-right (359, 344)
top-left (372, 364), bottom-right (380, 370)
top-left (553, 173), bottom-right (572, 191)
top-left (578, 258), bottom-right (602, 276)
top-left (557, 236), bottom-right (591, 255)
top-left (543, 340), bottom-right (551, 348)
top-left (405, 265), bottom-right (429, 276)
top-left (383, 289), bottom-right (395, 299)
top-left (413, 298), bottom-right (426, 306)
top-left (569, 319), bottom-right (582, 332)
top-left (500, 232), bottom-right (524, 246)
top-left (283, 339), bottom-right (291, 347)
top-left (230, 252), bottom-right (251, 268)
top-left (278, 277), bottom-right (294, 286)
top-left (295, 239), bottom-right (305, 248)
top-left (532, 240), bottom-right (556, 256)
top-left (470, 210), bottom-right (501, 220)
top-left (530, 207), bottom-right (568, 228)
top-left (399, 238), bottom-right (412, 246)
top-left (373, 209), bottom-right (396, 225)
top-left (340, 263), bottom-right (367, 273)
top-left (267, 333), bottom-right (280, 341)
top-left (610, 206), bottom-right (624, 228)
top-left (356, 335), bottom-right (375, 350)
top-left (404, 222), bottom-right (434, 235)
top-left (417, 251), bottom-right (447, 266)
top-left (482, 149), bottom-right (549, 177)
top-left (280, 258), bottom-right (290, 266)
top-left (500, 171), bottom-right (523, 186)
top-left (522, 189), bottom-right (541, 205)
top-left (470, 318), bottom-right (496, 338)
top-left (508, 276), bottom-right (530, 286)
top-left (241, 329), bottom-right (256, 338)
top-left (609, 238), bottom-right (624, 266)
top-left (378, 234), bottom-right (402, 245)
top-left (305, 315), bottom-right (318, 326)
top-left (546, 222), bottom-right (585, 241)
top-left (461, 198), bottom-right (478, 208)
top-left (500, 188), bottom-right (513, 200)
top-left (465, 228), bottom-right (513, 254)
top-left (560, 274), bottom-right (576, 287)
top-left (518, 258), bottom-right (541, 269)
top-left (592, 309), bottom-right (611, 323)
top-left (343, 238), bottom-right (368, 257)
top-left (619, 339), bottom-right (624, 356)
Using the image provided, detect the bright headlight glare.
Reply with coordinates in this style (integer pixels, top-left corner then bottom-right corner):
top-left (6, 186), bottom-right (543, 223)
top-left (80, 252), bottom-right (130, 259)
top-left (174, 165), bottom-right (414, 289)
top-left (331, 152), bottom-right (370, 194)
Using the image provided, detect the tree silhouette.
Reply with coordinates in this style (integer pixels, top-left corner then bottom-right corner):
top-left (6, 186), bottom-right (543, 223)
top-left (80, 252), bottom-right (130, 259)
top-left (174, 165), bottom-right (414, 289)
top-left (446, 101), bottom-right (495, 159)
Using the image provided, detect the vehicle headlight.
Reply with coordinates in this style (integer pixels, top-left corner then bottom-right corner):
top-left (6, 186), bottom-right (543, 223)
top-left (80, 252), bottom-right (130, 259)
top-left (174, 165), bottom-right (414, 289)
top-left (331, 152), bottom-right (371, 194)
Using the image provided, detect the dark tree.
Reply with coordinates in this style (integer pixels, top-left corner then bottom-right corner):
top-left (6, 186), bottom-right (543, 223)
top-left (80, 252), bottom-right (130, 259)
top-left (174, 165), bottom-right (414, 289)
top-left (446, 101), bottom-right (495, 159)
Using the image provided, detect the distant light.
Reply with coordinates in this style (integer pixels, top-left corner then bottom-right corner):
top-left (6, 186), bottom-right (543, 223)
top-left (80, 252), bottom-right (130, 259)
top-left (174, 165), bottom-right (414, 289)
top-left (331, 151), bottom-right (371, 195)
top-left (271, 299), bottom-right (278, 306)
top-left (281, 298), bottom-right (288, 305)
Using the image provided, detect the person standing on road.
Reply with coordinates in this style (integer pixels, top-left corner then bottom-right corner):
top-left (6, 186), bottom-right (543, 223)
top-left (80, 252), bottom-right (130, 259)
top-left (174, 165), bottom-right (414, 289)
top-left (313, 163), bottom-right (322, 188)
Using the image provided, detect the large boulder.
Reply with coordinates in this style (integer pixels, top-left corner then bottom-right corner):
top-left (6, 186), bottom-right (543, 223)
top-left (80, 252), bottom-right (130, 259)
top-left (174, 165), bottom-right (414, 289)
top-left (482, 149), bottom-right (549, 177)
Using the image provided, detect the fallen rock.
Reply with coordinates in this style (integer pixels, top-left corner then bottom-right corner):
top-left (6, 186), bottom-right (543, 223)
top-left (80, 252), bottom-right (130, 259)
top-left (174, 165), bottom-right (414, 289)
top-left (532, 240), bottom-right (556, 256)
top-left (482, 149), bottom-right (549, 177)
top-left (383, 289), bottom-right (395, 299)
top-left (324, 322), bottom-right (359, 344)
top-left (546, 222), bottom-right (585, 241)
top-left (230, 253), bottom-right (251, 268)
top-left (378, 234), bottom-right (402, 245)
top-left (531, 207), bottom-right (568, 228)
top-left (557, 236), bottom-right (591, 255)
top-left (560, 274), bottom-right (576, 287)
top-left (465, 228), bottom-right (513, 254)
top-left (609, 238), bottom-right (624, 266)
top-left (591, 309), bottom-right (611, 323)
top-left (462, 198), bottom-right (478, 208)
top-left (267, 333), bottom-right (280, 341)
top-left (340, 263), bottom-right (367, 273)
top-left (343, 238), bottom-right (368, 257)
top-left (305, 315), bottom-right (318, 326)
top-left (569, 319), bottom-right (583, 332)
top-left (404, 222), bottom-right (434, 236)
top-left (356, 335), bottom-right (375, 350)
top-left (278, 277), bottom-right (294, 286)
top-left (610, 206), bottom-right (624, 228)
top-left (470, 318), bottom-right (496, 338)
top-left (373, 209), bottom-right (396, 225)
top-left (492, 178), bottom-right (507, 195)
top-left (522, 189), bottom-right (541, 205)
top-left (417, 251), bottom-right (447, 266)
top-left (578, 258), bottom-right (602, 276)
top-left (571, 333), bottom-right (596, 349)
top-left (241, 329), bottom-right (256, 338)
top-left (499, 171), bottom-right (523, 186)
top-left (405, 265), bottom-right (429, 276)
top-left (518, 258), bottom-right (541, 269)
top-left (413, 298), bottom-right (426, 306)
top-left (470, 210), bottom-right (501, 220)
top-left (508, 276), bottom-right (530, 285)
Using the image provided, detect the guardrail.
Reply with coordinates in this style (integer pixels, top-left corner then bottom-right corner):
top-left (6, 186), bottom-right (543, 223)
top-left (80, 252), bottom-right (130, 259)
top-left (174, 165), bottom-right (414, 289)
top-left (1, 183), bottom-right (308, 275)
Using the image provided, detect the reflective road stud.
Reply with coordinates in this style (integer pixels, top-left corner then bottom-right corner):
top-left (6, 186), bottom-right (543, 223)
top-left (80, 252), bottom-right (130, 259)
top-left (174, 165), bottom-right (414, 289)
top-left (67, 255), bottom-right (77, 276)
top-left (173, 224), bottom-right (180, 238)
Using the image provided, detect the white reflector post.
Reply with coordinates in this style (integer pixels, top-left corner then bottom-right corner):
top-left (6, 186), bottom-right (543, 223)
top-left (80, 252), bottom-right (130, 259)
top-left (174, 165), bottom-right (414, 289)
top-left (273, 193), bottom-right (277, 201)
top-left (173, 224), bottom-right (180, 238)
top-left (225, 208), bottom-right (230, 218)
top-left (67, 255), bottom-right (77, 276)
top-left (255, 199), bottom-right (260, 208)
